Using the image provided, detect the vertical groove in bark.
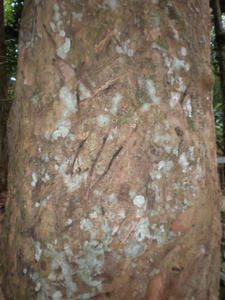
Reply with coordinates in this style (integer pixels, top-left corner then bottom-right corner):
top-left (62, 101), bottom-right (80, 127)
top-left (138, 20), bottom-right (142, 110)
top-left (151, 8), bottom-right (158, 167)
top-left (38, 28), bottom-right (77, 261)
top-left (2, 1), bottom-right (220, 299)
top-left (211, 0), bottom-right (225, 155)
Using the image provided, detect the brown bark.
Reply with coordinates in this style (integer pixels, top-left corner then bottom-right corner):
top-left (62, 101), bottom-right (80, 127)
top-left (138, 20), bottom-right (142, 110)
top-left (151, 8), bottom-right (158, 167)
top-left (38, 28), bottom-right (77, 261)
top-left (0, 0), bottom-right (8, 194)
top-left (2, 1), bottom-right (221, 299)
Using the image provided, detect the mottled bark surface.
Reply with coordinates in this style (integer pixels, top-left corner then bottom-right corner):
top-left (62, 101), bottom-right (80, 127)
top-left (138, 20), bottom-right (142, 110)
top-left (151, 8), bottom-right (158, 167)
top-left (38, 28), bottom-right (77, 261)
top-left (2, 1), bottom-right (221, 299)
top-left (0, 0), bottom-right (8, 194)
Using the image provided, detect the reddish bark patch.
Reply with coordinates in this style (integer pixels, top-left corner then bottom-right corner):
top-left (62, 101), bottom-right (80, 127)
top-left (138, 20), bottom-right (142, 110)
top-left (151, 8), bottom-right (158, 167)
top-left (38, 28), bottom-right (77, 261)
top-left (146, 274), bottom-right (164, 300)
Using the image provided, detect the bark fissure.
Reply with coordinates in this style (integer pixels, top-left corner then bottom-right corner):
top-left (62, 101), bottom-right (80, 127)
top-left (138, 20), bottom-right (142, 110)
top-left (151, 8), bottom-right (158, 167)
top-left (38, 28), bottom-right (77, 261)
top-left (93, 145), bottom-right (123, 187)
top-left (70, 136), bottom-right (88, 175)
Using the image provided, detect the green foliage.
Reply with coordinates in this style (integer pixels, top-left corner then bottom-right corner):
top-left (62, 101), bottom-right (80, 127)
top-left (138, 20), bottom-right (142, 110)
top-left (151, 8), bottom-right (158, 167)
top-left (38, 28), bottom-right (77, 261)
top-left (211, 26), bottom-right (224, 153)
top-left (4, 0), bottom-right (23, 27)
top-left (4, 0), bottom-right (15, 25)
top-left (213, 74), bottom-right (224, 153)
top-left (3, 0), bottom-right (23, 100)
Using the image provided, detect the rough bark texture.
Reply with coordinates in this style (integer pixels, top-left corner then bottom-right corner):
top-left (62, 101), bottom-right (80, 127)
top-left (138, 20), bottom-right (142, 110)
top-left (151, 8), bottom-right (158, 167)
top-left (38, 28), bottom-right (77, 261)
top-left (2, 1), bottom-right (221, 299)
top-left (0, 0), bottom-right (8, 194)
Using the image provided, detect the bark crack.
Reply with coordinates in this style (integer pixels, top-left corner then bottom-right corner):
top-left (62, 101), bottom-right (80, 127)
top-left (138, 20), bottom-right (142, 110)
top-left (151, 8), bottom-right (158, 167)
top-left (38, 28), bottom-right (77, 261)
top-left (93, 145), bottom-right (123, 187)
top-left (70, 136), bottom-right (88, 175)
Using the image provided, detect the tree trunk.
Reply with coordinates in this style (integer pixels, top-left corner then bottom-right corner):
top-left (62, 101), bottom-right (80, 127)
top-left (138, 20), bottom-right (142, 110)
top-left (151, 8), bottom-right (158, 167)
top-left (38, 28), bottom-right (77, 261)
top-left (0, 0), bottom-right (8, 195)
top-left (2, 1), bottom-right (221, 299)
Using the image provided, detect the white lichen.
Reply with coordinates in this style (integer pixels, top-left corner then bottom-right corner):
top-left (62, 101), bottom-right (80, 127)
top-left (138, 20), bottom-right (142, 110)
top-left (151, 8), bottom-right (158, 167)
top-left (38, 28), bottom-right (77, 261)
top-left (35, 202), bottom-right (40, 208)
top-left (150, 160), bottom-right (174, 180)
top-left (42, 173), bottom-right (50, 183)
top-left (178, 152), bottom-right (189, 172)
top-left (111, 93), bottom-right (122, 115)
top-left (31, 172), bottom-right (38, 187)
top-left (53, 4), bottom-right (59, 12)
top-left (149, 181), bottom-right (161, 204)
top-left (133, 195), bottom-right (146, 208)
top-left (59, 30), bottom-right (66, 37)
top-left (173, 57), bottom-right (190, 72)
top-left (107, 193), bottom-right (118, 204)
top-left (53, 11), bottom-right (61, 22)
top-left (181, 47), bottom-right (187, 57)
top-left (65, 218), bottom-right (73, 226)
top-left (150, 224), bottom-right (166, 246)
top-left (50, 22), bottom-right (57, 32)
top-left (57, 38), bottom-right (71, 59)
top-left (104, 0), bottom-right (117, 10)
top-left (52, 120), bottom-right (71, 140)
top-left (64, 243), bottom-right (74, 260)
top-left (80, 218), bottom-right (97, 239)
top-left (59, 86), bottom-right (77, 113)
top-left (52, 290), bottom-right (63, 300)
top-left (77, 216), bottom-right (114, 292)
top-left (97, 114), bottom-right (110, 127)
top-left (139, 79), bottom-right (161, 105)
top-left (58, 160), bottom-right (88, 192)
top-left (116, 40), bottom-right (134, 57)
top-left (23, 268), bottom-right (27, 274)
top-left (135, 218), bottom-right (151, 241)
top-left (108, 127), bottom-right (119, 141)
top-left (79, 82), bottom-right (92, 100)
top-left (125, 242), bottom-right (144, 258)
top-left (89, 211), bottom-right (98, 219)
top-left (51, 86), bottom-right (77, 140)
top-left (140, 103), bottom-right (151, 112)
top-left (78, 293), bottom-right (96, 300)
top-left (35, 281), bottom-right (42, 292)
top-left (47, 248), bottom-right (77, 298)
top-left (72, 12), bottom-right (83, 21)
top-left (169, 91), bottom-right (180, 108)
top-left (118, 209), bottom-right (126, 219)
top-left (149, 15), bottom-right (160, 28)
top-left (34, 241), bottom-right (42, 262)
top-left (31, 94), bottom-right (39, 105)
top-left (183, 98), bottom-right (192, 118)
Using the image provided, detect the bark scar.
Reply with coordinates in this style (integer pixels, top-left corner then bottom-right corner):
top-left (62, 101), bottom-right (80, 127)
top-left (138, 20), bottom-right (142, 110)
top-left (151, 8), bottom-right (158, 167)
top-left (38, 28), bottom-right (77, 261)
top-left (93, 145), bottom-right (123, 187)
top-left (76, 83), bottom-right (81, 115)
top-left (89, 134), bottom-right (108, 179)
top-left (70, 136), bottom-right (88, 175)
top-left (85, 134), bottom-right (109, 210)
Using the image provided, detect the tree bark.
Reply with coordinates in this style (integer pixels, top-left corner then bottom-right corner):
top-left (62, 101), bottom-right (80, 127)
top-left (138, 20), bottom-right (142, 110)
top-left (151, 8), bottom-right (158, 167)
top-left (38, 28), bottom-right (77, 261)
top-left (0, 0), bottom-right (8, 195)
top-left (2, 1), bottom-right (221, 299)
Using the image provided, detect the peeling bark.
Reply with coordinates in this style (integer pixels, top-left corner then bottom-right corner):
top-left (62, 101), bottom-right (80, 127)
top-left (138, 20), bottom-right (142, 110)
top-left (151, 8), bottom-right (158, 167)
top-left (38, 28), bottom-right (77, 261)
top-left (2, 1), bottom-right (221, 299)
